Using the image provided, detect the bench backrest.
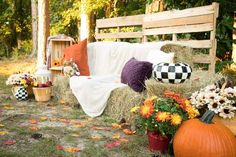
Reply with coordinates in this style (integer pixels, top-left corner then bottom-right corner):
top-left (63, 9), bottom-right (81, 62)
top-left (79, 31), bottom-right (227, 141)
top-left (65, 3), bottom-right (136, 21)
top-left (95, 3), bottom-right (219, 73)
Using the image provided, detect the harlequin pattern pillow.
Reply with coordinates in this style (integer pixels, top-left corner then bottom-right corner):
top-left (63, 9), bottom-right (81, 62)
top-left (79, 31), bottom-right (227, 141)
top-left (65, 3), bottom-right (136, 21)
top-left (14, 86), bottom-right (28, 101)
top-left (121, 58), bottom-right (153, 92)
top-left (152, 62), bottom-right (192, 84)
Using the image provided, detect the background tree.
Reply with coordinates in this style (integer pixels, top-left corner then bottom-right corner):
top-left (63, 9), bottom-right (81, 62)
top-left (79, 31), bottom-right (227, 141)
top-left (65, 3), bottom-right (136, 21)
top-left (30, 0), bottom-right (38, 57)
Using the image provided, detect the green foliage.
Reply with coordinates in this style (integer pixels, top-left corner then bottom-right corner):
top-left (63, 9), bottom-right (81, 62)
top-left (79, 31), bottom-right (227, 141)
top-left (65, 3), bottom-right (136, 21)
top-left (11, 40), bottom-right (32, 59)
top-left (215, 60), bottom-right (233, 73)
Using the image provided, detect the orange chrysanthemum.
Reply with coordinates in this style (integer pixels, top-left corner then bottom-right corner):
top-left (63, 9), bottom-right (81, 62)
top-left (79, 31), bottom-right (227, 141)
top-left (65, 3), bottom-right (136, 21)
top-left (140, 104), bottom-right (154, 118)
top-left (186, 106), bottom-right (199, 119)
top-left (155, 111), bottom-right (170, 122)
top-left (170, 113), bottom-right (182, 126)
top-left (164, 90), bottom-right (188, 110)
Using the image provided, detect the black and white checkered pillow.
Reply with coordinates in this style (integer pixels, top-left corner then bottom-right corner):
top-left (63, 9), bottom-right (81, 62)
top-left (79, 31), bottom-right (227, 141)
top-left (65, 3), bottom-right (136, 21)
top-left (152, 63), bottom-right (192, 84)
top-left (14, 86), bottom-right (28, 101)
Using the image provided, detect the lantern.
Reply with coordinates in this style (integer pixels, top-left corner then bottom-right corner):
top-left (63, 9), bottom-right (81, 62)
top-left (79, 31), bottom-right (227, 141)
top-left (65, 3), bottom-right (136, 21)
top-left (35, 64), bottom-right (51, 84)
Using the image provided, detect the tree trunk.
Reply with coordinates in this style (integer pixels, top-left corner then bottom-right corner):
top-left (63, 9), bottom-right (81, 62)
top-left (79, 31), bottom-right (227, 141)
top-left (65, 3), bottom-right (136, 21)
top-left (37, 0), bottom-right (49, 67)
top-left (232, 12), bottom-right (236, 63)
top-left (80, 0), bottom-right (89, 41)
top-left (30, 0), bottom-right (38, 57)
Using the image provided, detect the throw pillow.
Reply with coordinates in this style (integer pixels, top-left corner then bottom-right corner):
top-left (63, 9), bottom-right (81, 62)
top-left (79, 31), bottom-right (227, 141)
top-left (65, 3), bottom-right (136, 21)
top-left (121, 58), bottom-right (153, 92)
top-left (146, 49), bottom-right (174, 65)
top-left (62, 39), bottom-right (90, 76)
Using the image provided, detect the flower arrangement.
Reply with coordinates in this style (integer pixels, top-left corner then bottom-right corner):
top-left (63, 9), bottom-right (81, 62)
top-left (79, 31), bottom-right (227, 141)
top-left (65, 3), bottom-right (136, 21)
top-left (62, 60), bottom-right (80, 77)
top-left (131, 91), bottom-right (199, 136)
top-left (190, 84), bottom-right (236, 119)
top-left (6, 73), bottom-right (36, 88)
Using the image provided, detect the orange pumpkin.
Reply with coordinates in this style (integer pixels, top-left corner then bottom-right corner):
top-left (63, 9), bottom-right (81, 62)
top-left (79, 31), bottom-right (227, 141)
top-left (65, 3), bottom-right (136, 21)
top-left (173, 110), bottom-right (236, 157)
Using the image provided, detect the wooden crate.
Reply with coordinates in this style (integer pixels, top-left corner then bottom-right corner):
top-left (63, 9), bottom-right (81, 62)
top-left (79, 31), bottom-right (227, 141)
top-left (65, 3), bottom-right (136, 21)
top-left (50, 39), bottom-right (73, 67)
top-left (49, 38), bottom-right (73, 82)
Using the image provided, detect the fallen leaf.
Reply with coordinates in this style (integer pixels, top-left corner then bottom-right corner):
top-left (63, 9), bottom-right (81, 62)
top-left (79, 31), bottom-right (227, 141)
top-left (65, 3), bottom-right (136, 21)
top-left (58, 118), bottom-right (70, 124)
top-left (92, 126), bottom-right (111, 131)
top-left (71, 134), bottom-right (80, 137)
top-left (0, 131), bottom-right (9, 136)
top-left (0, 124), bottom-right (5, 128)
top-left (50, 118), bottom-right (57, 121)
top-left (119, 138), bottom-right (129, 142)
top-left (73, 123), bottom-right (82, 128)
top-left (3, 106), bottom-right (14, 110)
top-left (111, 123), bottom-right (121, 129)
top-left (29, 126), bottom-right (39, 131)
top-left (91, 135), bottom-right (102, 140)
top-left (112, 133), bottom-right (120, 139)
top-left (104, 141), bottom-right (121, 148)
top-left (55, 145), bottom-right (64, 150)
top-left (59, 100), bottom-right (66, 104)
top-left (64, 147), bottom-right (81, 152)
top-left (29, 120), bottom-right (38, 124)
top-left (122, 129), bottom-right (136, 135)
top-left (3, 140), bottom-right (16, 145)
top-left (40, 116), bottom-right (48, 121)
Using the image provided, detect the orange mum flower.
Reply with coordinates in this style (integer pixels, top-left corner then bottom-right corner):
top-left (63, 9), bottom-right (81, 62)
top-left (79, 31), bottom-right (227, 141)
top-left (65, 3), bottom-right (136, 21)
top-left (186, 106), bottom-right (199, 119)
top-left (164, 90), bottom-right (188, 110)
top-left (155, 111), bottom-right (170, 122)
top-left (140, 104), bottom-right (154, 118)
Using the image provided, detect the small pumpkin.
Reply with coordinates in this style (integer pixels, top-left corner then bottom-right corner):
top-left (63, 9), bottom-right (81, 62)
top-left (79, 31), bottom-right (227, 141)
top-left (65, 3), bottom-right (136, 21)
top-left (173, 110), bottom-right (236, 157)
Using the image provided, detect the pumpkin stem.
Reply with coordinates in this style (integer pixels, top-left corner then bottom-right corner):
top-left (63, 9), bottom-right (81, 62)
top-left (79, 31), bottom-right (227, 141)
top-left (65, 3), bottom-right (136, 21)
top-left (200, 110), bottom-right (215, 124)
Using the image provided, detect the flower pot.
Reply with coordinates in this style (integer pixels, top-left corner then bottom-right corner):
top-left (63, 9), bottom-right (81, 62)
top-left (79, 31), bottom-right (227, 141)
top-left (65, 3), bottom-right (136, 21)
top-left (26, 85), bottom-right (34, 96)
top-left (33, 87), bottom-right (51, 102)
top-left (147, 130), bottom-right (171, 153)
top-left (213, 115), bottom-right (236, 135)
top-left (12, 86), bottom-right (28, 101)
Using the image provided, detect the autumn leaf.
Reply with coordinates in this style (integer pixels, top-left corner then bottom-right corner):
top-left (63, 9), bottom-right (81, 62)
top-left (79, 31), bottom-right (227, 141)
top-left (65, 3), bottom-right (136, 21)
top-left (58, 118), bottom-right (70, 124)
top-left (3, 140), bottom-right (16, 145)
top-left (0, 124), bottom-right (5, 128)
top-left (71, 134), bottom-right (80, 137)
top-left (91, 126), bottom-right (111, 131)
top-left (112, 133), bottom-right (120, 139)
top-left (0, 131), bottom-right (9, 136)
top-left (29, 126), bottom-right (39, 131)
top-left (64, 147), bottom-right (81, 152)
top-left (122, 129), bottom-right (136, 135)
top-left (104, 141), bottom-right (121, 148)
top-left (119, 138), bottom-right (129, 142)
top-left (3, 106), bottom-right (14, 110)
top-left (28, 119), bottom-right (38, 124)
top-left (55, 145), bottom-right (64, 150)
top-left (111, 123), bottom-right (121, 129)
top-left (59, 100), bottom-right (66, 104)
top-left (40, 116), bottom-right (48, 121)
top-left (73, 122), bottom-right (82, 128)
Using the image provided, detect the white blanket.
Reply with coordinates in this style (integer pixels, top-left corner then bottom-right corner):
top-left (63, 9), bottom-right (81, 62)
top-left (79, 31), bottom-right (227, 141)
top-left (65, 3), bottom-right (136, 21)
top-left (70, 75), bottom-right (126, 117)
top-left (70, 41), bottom-right (168, 117)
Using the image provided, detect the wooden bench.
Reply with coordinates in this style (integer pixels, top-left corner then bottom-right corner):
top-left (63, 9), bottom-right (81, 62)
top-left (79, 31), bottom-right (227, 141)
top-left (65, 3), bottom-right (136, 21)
top-left (95, 2), bottom-right (219, 73)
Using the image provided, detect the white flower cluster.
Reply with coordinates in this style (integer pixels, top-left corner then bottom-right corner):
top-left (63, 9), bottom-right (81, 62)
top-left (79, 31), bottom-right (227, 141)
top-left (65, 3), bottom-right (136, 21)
top-left (63, 60), bottom-right (80, 77)
top-left (190, 84), bottom-right (236, 119)
top-left (6, 73), bottom-right (36, 87)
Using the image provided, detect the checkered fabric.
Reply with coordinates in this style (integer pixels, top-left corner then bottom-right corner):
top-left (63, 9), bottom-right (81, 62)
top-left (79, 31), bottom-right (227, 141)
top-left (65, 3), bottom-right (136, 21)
top-left (14, 86), bottom-right (28, 101)
top-left (152, 63), bottom-right (192, 84)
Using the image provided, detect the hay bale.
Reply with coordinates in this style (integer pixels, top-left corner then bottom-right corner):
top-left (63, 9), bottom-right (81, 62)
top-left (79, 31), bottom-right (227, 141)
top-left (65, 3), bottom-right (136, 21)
top-left (146, 70), bottom-right (222, 98)
top-left (104, 86), bottom-right (146, 122)
top-left (52, 75), bottom-right (78, 106)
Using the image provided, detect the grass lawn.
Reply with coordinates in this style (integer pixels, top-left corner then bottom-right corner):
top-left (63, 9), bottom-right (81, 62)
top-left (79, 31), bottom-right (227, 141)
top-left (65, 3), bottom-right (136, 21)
top-left (0, 58), bottom-right (168, 157)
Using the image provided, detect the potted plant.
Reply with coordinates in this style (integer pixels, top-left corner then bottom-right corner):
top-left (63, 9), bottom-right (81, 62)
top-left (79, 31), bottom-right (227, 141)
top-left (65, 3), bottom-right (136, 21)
top-left (32, 81), bottom-right (52, 102)
top-left (131, 91), bottom-right (199, 153)
top-left (6, 73), bottom-right (36, 100)
top-left (190, 83), bottom-right (236, 134)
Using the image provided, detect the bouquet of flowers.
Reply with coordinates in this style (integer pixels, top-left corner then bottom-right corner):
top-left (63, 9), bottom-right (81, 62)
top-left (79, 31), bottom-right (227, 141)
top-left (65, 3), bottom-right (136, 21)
top-left (6, 72), bottom-right (36, 88)
top-left (62, 60), bottom-right (80, 77)
top-left (131, 91), bottom-right (199, 136)
top-left (190, 84), bottom-right (236, 119)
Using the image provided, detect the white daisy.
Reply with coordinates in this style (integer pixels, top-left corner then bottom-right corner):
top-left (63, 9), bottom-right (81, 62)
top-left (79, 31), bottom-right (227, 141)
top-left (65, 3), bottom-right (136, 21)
top-left (219, 105), bottom-right (235, 119)
top-left (208, 101), bottom-right (221, 114)
top-left (222, 87), bottom-right (236, 98)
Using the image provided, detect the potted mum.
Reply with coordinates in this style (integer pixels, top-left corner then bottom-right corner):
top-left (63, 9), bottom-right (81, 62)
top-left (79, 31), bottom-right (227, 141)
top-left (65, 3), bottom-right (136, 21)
top-left (131, 91), bottom-right (199, 153)
top-left (6, 73), bottom-right (36, 100)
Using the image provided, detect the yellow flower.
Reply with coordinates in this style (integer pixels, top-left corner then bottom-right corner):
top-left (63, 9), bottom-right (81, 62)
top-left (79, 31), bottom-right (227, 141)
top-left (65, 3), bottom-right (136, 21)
top-left (130, 106), bottom-right (140, 113)
top-left (140, 104), bottom-right (154, 118)
top-left (155, 111), bottom-right (170, 122)
top-left (170, 114), bottom-right (182, 125)
top-left (20, 79), bottom-right (26, 85)
top-left (33, 82), bottom-right (38, 87)
top-left (186, 106), bottom-right (199, 119)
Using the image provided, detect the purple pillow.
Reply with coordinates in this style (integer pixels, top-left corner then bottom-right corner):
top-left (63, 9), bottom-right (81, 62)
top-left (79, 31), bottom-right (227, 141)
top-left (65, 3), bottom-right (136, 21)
top-left (121, 58), bottom-right (153, 92)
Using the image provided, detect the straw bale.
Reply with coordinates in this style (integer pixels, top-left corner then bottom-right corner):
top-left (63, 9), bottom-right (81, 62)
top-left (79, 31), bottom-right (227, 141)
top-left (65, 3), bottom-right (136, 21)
top-left (52, 75), bottom-right (78, 106)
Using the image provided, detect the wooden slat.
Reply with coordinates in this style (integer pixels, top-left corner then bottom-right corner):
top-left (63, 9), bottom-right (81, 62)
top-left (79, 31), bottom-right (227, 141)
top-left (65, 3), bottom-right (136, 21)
top-left (193, 54), bottom-right (212, 63)
top-left (144, 4), bottom-right (214, 22)
top-left (168, 40), bottom-right (212, 48)
top-left (96, 15), bottom-right (144, 28)
top-left (143, 14), bottom-right (213, 28)
top-left (143, 23), bottom-right (213, 35)
top-left (95, 32), bottom-right (143, 39)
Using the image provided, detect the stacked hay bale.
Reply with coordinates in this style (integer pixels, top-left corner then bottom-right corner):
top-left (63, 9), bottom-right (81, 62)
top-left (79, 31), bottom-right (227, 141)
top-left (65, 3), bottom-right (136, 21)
top-left (52, 75), bottom-right (78, 106)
